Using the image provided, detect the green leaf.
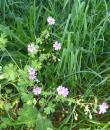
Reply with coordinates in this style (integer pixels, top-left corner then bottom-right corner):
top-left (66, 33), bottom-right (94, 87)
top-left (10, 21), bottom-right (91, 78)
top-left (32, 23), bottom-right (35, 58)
top-left (36, 113), bottom-right (53, 130)
top-left (3, 63), bottom-right (17, 81)
top-left (0, 33), bottom-right (8, 50)
top-left (44, 102), bottom-right (55, 115)
top-left (17, 104), bottom-right (37, 127)
top-left (0, 117), bottom-right (13, 129)
top-left (17, 65), bottom-right (34, 87)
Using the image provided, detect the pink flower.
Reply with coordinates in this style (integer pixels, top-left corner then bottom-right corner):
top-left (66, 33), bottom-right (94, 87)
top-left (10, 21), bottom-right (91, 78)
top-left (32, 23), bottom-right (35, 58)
top-left (57, 85), bottom-right (69, 97)
top-left (29, 75), bottom-right (36, 80)
top-left (99, 102), bottom-right (109, 114)
top-left (29, 67), bottom-right (36, 75)
top-left (33, 86), bottom-right (42, 95)
top-left (47, 16), bottom-right (55, 25)
top-left (53, 41), bottom-right (61, 51)
top-left (29, 67), bottom-right (36, 80)
top-left (28, 43), bottom-right (37, 54)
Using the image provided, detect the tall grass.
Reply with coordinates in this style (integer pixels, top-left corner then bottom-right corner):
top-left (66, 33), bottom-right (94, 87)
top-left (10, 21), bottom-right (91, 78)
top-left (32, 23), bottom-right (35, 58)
top-left (56, 0), bottom-right (110, 94)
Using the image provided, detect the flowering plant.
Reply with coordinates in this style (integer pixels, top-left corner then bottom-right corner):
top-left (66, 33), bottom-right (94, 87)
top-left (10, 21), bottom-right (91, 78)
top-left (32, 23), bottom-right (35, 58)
top-left (0, 1), bottom-right (110, 129)
top-left (0, 27), bottom-right (109, 129)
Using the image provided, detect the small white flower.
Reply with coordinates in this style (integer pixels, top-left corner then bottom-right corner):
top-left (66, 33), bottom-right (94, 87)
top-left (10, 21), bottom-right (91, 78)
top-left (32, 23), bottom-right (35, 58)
top-left (28, 43), bottom-right (37, 54)
top-left (33, 87), bottom-right (42, 95)
top-left (53, 41), bottom-right (61, 51)
top-left (99, 102), bottom-right (109, 114)
top-left (47, 16), bottom-right (55, 25)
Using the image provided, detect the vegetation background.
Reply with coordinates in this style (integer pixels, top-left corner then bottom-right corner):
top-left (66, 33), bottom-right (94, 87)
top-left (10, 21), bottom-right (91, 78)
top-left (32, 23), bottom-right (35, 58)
top-left (0, 0), bottom-right (110, 130)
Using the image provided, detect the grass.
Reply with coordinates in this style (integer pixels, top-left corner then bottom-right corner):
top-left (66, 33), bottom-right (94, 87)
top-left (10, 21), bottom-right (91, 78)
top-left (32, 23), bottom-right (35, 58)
top-left (0, 0), bottom-right (110, 129)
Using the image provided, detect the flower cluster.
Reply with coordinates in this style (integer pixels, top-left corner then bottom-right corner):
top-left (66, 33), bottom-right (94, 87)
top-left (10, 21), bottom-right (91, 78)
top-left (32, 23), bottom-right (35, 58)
top-left (33, 86), bottom-right (42, 95)
top-left (99, 102), bottom-right (109, 114)
top-left (28, 43), bottom-right (37, 54)
top-left (47, 16), bottom-right (55, 25)
top-left (57, 85), bottom-right (69, 97)
top-left (29, 67), bottom-right (36, 80)
top-left (53, 41), bottom-right (61, 51)
top-left (32, 84), bottom-right (69, 97)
